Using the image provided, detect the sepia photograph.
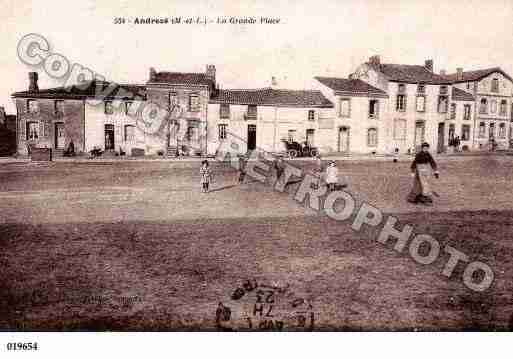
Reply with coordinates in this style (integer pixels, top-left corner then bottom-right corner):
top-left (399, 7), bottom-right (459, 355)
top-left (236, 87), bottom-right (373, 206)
top-left (0, 0), bottom-right (512, 357)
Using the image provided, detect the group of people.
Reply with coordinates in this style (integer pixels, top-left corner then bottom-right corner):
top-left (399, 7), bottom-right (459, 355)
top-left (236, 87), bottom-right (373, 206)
top-left (199, 142), bottom-right (440, 206)
top-left (449, 136), bottom-right (462, 152)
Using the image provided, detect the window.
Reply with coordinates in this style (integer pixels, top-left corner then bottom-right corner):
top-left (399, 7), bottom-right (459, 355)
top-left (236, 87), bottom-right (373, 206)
top-left (491, 78), bottom-right (499, 93)
top-left (369, 100), bottom-right (379, 118)
top-left (463, 104), bottom-right (471, 120)
top-left (125, 101), bottom-right (133, 115)
top-left (393, 119), bottom-right (407, 140)
top-left (479, 98), bottom-right (488, 114)
top-left (186, 121), bottom-right (199, 141)
top-left (218, 124), bottom-right (227, 140)
top-left (246, 105), bottom-right (257, 120)
top-left (396, 95), bottom-right (406, 112)
top-left (416, 96), bottom-right (426, 112)
top-left (288, 129), bottom-right (296, 142)
top-left (417, 84), bottom-right (425, 94)
top-left (367, 128), bottom-right (378, 147)
top-left (499, 123), bottom-right (506, 138)
top-left (54, 100), bottom-right (64, 114)
top-left (308, 110), bottom-right (315, 121)
top-left (478, 122), bottom-right (486, 138)
top-left (340, 98), bottom-right (350, 117)
top-left (437, 96), bottom-right (448, 113)
top-left (26, 121), bottom-right (39, 140)
top-left (450, 103), bottom-right (456, 119)
top-left (220, 104), bottom-right (230, 119)
top-left (124, 125), bottom-right (135, 141)
top-left (104, 101), bottom-right (113, 115)
top-left (27, 99), bottom-right (39, 113)
top-left (306, 129), bottom-right (315, 146)
top-left (398, 84), bottom-right (406, 93)
top-left (440, 86), bottom-right (448, 95)
top-left (169, 92), bottom-right (178, 106)
top-left (461, 125), bottom-right (470, 141)
top-left (189, 94), bottom-right (200, 112)
top-left (490, 100), bottom-right (497, 114)
top-left (500, 100), bottom-right (507, 116)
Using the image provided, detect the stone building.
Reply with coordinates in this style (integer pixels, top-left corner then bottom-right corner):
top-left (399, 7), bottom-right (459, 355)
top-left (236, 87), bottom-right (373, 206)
top-left (10, 58), bottom-right (513, 157)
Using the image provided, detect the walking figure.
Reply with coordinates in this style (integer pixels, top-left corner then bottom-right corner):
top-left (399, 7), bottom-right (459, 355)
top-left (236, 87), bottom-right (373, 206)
top-left (200, 160), bottom-right (212, 193)
top-left (407, 142), bottom-right (439, 205)
top-left (325, 161), bottom-right (339, 192)
top-left (237, 155), bottom-right (247, 184)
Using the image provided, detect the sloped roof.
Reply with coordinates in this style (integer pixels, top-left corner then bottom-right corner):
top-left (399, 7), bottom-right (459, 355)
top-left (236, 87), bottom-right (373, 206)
top-left (149, 72), bottom-right (214, 86)
top-left (451, 87), bottom-right (475, 102)
top-left (367, 63), bottom-right (449, 84)
top-left (12, 81), bottom-right (147, 100)
top-left (440, 67), bottom-right (513, 83)
top-left (209, 88), bottom-right (333, 108)
top-left (314, 77), bottom-right (388, 97)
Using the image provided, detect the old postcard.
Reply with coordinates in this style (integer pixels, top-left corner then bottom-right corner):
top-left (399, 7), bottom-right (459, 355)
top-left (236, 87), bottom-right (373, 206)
top-left (0, 0), bottom-right (512, 357)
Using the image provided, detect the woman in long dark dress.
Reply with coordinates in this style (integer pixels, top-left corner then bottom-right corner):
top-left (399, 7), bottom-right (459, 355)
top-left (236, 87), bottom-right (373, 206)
top-left (408, 142), bottom-right (439, 205)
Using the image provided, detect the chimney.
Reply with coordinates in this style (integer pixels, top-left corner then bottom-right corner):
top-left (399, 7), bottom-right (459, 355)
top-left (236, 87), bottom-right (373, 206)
top-left (440, 69), bottom-right (446, 76)
top-left (369, 55), bottom-right (381, 66)
top-left (271, 76), bottom-right (278, 89)
top-left (29, 72), bottom-right (38, 92)
top-left (456, 67), bottom-right (463, 80)
top-left (425, 59), bottom-right (433, 72)
top-left (206, 64), bottom-right (216, 82)
top-left (149, 67), bottom-right (157, 82)
top-left (0, 106), bottom-right (5, 126)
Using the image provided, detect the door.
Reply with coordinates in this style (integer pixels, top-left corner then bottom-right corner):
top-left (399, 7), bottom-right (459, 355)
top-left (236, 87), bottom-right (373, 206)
top-left (306, 129), bottom-right (315, 147)
top-left (448, 124), bottom-right (455, 143)
top-left (437, 123), bottom-right (445, 153)
top-left (105, 124), bottom-right (115, 150)
top-left (55, 122), bottom-right (65, 149)
top-left (338, 126), bottom-right (350, 152)
top-left (489, 122), bottom-right (495, 139)
top-left (414, 121), bottom-right (425, 152)
top-left (247, 125), bottom-right (256, 151)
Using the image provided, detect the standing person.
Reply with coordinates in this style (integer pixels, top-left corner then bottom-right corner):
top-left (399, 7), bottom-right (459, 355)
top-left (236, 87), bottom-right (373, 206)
top-left (325, 161), bottom-right (339, 192)
top-left (312, 154), bottom-right (323, 190)
top-left (393, 148), bottom-right (400, 163)
top-left (200, 160), bottom-right (212, 193)
top-left (274, 156), bottom-right (285, 186)
top-left (455, 136), bottom-right (461, 152)
top-left (237, 154), bottom-right (247, 184)
top-left (407, 142), bottom-right (439, 205)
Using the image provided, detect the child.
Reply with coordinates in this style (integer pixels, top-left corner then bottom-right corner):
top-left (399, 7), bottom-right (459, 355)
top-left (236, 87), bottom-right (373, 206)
top-left (312, 154), bottom-right (323, 190)
top-left (325, 161), bottom-right (339, 191)
top-left (200, 160), bottom-right (212, 193)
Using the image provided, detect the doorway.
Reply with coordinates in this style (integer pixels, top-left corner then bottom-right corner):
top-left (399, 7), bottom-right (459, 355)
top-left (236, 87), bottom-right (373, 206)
top-left (414, 121), bottom-right (425, 152)
top-left (247, 124), bottom-right (256, 151)
top-left (437, 123), bottom-right (445, 153)
top-left (55, 122), bottom-right (65, 149)
top-left (306, 129), bottom-right (315, 146)
top-left (105, 124), bottom-right (115, 150)
top-left (338, 126), bottom-right (350, 152)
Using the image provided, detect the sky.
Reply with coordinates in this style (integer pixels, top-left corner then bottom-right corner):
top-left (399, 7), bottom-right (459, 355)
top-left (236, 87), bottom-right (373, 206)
top-left (1, 0), bottom-right (512, 113)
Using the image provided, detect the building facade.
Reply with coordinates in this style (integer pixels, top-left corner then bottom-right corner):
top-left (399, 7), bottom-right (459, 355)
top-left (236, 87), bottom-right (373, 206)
top-left (11, 58), bottom-right (513, 157)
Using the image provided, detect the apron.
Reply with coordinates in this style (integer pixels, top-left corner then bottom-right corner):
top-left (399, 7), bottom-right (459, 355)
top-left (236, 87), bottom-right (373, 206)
top-left (408, 163), bottom-right (433, 200)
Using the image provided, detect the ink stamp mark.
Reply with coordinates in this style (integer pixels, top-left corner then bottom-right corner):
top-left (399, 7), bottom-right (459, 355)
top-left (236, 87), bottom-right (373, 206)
top-left (215, 279), bottom-right (315, 331)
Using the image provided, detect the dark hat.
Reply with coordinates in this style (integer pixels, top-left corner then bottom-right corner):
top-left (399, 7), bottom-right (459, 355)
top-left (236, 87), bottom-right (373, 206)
top-left (421, 142), bottom-right (430, 148)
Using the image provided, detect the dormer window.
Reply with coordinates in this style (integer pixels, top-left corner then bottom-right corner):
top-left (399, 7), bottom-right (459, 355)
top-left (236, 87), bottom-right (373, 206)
top-left (417, 84), bottom-right (425, 94)
top-left (308, 110), bottom-right (315, 121)
top-left (491, 78), bottom-right (499, 93)
top-left (398, 84), bottom-right (406, 93)
top-left (27, 99), bottom-right (39, 114)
